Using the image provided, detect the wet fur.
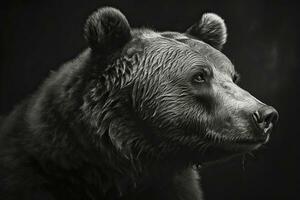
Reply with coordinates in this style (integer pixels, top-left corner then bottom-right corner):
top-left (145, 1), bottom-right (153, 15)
top-left (0, 47), bottom-right (203, 199)
top-left (0, 7), bottom-right (234, 200)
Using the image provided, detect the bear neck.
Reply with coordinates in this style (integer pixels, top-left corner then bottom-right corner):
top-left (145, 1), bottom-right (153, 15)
top-left (26, 93), bottom-right (189, 197)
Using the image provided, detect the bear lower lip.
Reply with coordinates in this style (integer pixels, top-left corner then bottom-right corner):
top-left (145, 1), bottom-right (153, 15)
top-left (195, 136), bottom-right (268, 164)
top-left (207, 134), bottom-right (269, 146)
top-left (206, 135), bottom-right (270, 154)
top-left (233, 136), bottom-right (268, 145)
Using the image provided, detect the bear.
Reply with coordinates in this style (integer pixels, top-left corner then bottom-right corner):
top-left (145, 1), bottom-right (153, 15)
top-left (0, 7), bottom-right (279, 200)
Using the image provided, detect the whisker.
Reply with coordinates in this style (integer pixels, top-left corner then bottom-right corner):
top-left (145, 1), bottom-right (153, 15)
top-left (247, 152), bottom-right (256, 158)
top-left (241, 154), bottom-right (246, 171)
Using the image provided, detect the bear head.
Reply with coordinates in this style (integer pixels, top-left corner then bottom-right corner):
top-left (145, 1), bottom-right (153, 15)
top-left (82, 7), bottom-right (279, 165)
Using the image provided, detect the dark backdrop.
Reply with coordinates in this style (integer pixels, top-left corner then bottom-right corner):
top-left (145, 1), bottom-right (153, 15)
top-left (1, 0), bottom-right (299, 199)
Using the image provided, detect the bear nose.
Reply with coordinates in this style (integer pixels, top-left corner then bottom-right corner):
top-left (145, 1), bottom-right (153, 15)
top-left (252, 106), bottom-right (279, 134)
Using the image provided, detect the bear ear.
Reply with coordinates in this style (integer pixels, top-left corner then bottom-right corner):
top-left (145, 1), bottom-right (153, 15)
top-left (186, 13), bottom-right (227, 50)
top-left (84, 7), bottom-right (132, 54)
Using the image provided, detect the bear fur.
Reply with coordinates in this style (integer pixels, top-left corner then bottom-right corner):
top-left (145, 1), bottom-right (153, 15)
top-left (0, 7), bottom-right (277, 200)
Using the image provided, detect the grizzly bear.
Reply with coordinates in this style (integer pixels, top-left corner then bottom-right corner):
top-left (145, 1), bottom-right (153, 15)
top-left (0, 7), bottom-right (278, 200)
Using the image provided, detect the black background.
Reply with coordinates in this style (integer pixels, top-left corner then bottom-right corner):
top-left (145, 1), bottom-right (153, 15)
top-left (1, 0), bottom-right (299, 199)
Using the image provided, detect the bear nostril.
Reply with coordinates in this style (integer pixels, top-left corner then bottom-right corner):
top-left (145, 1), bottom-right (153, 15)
top-left (264, 111), bottom-right (278, 127)
top-left (260, 106), bottom-right (279, 127)
top-left (253, 106), bottom-right (279, 133)
top-left (253, 111), bottom-right (262, 123)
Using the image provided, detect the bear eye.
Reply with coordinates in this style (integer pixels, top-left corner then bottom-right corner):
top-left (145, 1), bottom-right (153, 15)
top-left (233, 73), bottom-right (240, 83)
top-left (192, 70), bottom-right (207, 84)
top-left (193, 73), bottom-right (205, 83)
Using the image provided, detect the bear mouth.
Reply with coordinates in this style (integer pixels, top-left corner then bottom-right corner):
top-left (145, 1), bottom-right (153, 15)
top-left (230, 134), bottom-right (269, 145)
top-left (212, 133), bottom-right (270, 151)
top-left (194, 133), bottom-right (269, 164)
top-left (205, 131), bottom-right (269, 148)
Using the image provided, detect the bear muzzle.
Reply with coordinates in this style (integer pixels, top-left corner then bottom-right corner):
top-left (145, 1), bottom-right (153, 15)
top-left (251, 105), bottom-right (279, 143)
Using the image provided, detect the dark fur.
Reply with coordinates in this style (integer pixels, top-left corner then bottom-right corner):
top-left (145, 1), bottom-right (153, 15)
top-left (0, 7), bottom-right (275, 200)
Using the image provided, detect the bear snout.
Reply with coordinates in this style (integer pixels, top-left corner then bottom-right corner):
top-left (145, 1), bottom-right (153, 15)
top-left (252, 106), bottom-right (279, 137)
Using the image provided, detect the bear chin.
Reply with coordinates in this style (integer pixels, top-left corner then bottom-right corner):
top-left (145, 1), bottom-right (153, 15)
top-left (192, 136), bottom-right (266, 165)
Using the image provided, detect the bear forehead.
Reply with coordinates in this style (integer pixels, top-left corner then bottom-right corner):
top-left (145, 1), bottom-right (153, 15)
top-left (133, 29), bottom-right (235, 76)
